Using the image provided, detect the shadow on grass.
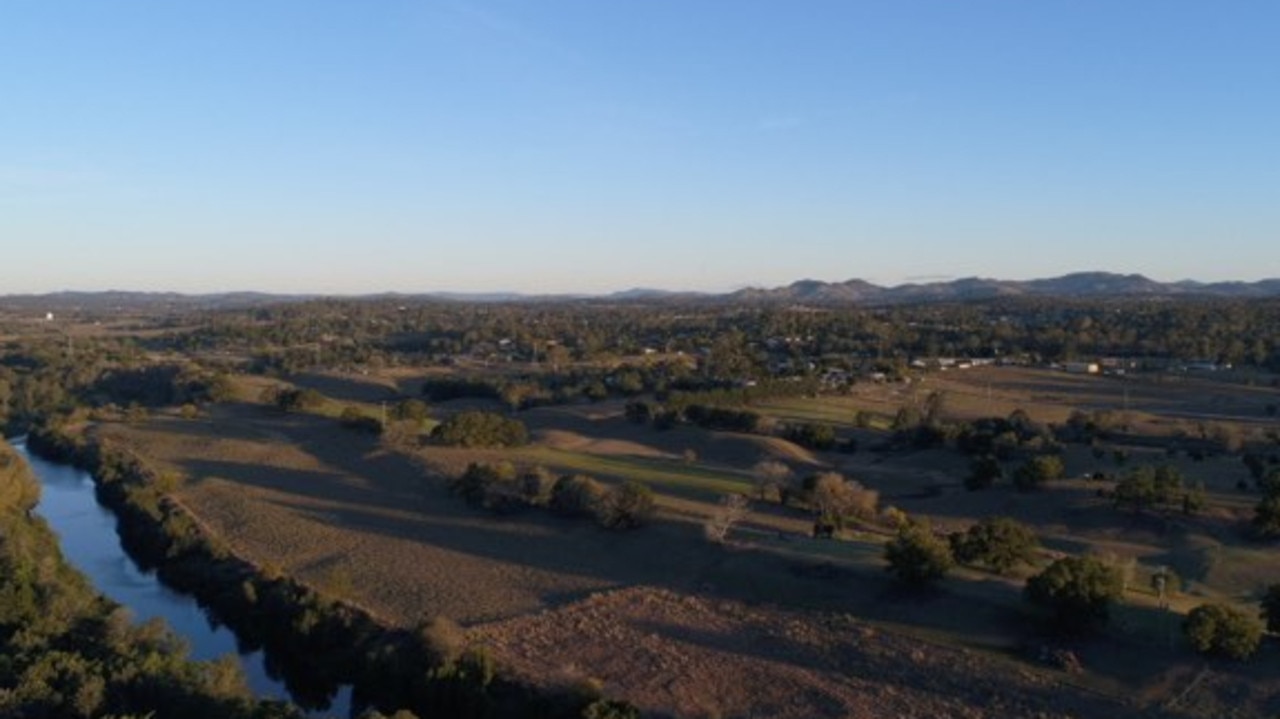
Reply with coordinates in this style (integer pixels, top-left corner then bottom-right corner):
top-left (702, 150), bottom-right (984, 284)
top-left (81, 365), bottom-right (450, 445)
top-left (287, 372), bottom-right (404, 403)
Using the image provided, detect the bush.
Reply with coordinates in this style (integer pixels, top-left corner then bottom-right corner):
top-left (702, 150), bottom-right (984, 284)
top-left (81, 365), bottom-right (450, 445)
top-left (597, 480), bottom-right (656, 529)
top-left (949, 517), bottom-right (1038, 575)
top-left (1184, 603), bottom-right (1263, 660)
top-left (1024, 556), bottom-right (1123, 633)
top-left (884, 521), bottom-right (954, 587)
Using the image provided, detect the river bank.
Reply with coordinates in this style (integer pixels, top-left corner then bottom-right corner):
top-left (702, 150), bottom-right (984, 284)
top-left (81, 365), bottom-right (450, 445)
top-left (15, 436), bottom-right (349, 712)
top-left (23, 423), bottom-right (599, 719)
top-left (0, 435), bottom-right (301, 718)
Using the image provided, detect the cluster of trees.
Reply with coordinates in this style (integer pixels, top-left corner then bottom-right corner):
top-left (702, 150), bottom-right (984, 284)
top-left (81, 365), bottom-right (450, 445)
top-left (625, 398), bottom-right (846, 453)
top-left (882, 510), bottom-right (1280, 662)
top-left (1110, 464), bottom-right (1205, 515)
top-left (448, 462), bottom-right (656, 530)
top-left (885, 516), bottom-right (1041, 586)
top-left (262, 386), bottom-right (326, 413)
top-left (745, 464), bottom-right (880, 532)
top-left (432, 412), bottom-right (529, 448)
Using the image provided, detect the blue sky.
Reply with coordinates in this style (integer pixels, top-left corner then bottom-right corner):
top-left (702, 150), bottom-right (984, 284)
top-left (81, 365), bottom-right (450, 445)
top-left (2, 1), bottom-right (1278, 294)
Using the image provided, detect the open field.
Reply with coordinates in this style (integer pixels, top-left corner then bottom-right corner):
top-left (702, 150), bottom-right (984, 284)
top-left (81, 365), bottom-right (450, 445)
top-left (81, 363), bottom-right (1280, 717)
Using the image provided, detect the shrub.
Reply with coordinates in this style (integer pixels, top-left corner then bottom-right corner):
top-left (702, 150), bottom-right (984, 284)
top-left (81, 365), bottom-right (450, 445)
top-left (1184, 603), bottom-right (1263, 660)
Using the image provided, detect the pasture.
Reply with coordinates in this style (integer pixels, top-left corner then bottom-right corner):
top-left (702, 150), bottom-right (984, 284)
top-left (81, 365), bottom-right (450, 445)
top-left (92, 364), bottom-right (1280, 717)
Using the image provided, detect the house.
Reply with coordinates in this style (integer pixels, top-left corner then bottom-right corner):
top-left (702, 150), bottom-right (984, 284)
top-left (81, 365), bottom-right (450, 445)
top-left (1063, 361), bottom-right (1100, 375)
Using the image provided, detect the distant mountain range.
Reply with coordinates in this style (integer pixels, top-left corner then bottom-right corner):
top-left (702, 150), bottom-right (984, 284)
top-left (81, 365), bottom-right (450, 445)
top-left (725, 272), bottom-right (1280, 305)
top-left (3, 272), bottom-right (1280, 312)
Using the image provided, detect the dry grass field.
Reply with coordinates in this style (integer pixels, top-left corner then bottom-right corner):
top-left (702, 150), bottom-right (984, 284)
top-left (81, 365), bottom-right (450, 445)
top-left (89, 365), bottom-right (1280, 717)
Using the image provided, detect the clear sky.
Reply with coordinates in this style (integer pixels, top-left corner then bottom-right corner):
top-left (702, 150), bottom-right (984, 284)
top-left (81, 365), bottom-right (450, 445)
top-left (2, 1), bottom-right (1278, 294)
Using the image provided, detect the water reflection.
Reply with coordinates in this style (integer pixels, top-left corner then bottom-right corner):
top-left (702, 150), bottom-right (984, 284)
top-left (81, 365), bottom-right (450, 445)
top-left (15, 438), bottom-right (353, 717)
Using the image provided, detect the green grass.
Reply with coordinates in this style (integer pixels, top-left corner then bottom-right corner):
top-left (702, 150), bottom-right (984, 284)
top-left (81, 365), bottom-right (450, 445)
top-left (753, 396), bottom-right (892, 430)
top-left (514, 446), bottom-right (754, 499)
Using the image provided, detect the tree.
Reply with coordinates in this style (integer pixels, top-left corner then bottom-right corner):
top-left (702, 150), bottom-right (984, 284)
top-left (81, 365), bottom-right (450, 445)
top-left (432, 411), bottom-right (528, 448)
top-left (1184, 603), bottom-right (1263, 660)
top-left (1014, 455), bottom-right (1064, 492)
top-left (548, 475), bottom-right (605, 518)
top-left (751, 460), bottom-right (792, 503)
top-left (1112, 465), bottom-right (1183, 513)
top-left (1251, 494), bottom-right (1280, 539)
top-left (597, 480), bottom-right (656, 529)
top-left (1024, 555), bottom-right (1123, 633)
top-left (949, 517), bottom-right (1038, 575)
top-left (884, 521), bottom-right (954, 587)
top-left (965, 455), bottom-right (1002, 491)
top-left (704, 493), bottom-right (749, 543)
top-left (1257, 467), bottom-right (1280, 496)
top-left (1260, 583), bottom-right (1280, 634)
top-left (809, 472), bottom-right (879, 528)
top-left (519, 466), bottom-right (556, 506)
top-left (391, 398), bottom-right (430, 423)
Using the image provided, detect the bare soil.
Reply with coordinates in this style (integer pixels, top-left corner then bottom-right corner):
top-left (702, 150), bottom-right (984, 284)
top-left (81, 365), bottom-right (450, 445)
top-left (475, 586), bottom-right (1128, 719)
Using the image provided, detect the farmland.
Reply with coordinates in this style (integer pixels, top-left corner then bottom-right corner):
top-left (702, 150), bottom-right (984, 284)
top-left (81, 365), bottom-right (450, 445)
top-left (3, 295), bottom-right (1280, 717)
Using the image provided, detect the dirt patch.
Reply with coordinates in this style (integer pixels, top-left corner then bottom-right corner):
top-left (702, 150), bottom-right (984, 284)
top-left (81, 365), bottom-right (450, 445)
top-left (536, 429), bottom-right (672, 459)
top-left (474, 586), bottom-right (1127, 719)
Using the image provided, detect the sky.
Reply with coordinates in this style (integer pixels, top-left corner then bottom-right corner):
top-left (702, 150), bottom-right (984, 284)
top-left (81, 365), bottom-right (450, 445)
top-left (2, 1), bottom-right (1278, 294)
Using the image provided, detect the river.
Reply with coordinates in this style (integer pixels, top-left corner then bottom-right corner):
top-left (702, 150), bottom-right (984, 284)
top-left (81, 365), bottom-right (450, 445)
top-left (13, 437), bottom-right (353, 718)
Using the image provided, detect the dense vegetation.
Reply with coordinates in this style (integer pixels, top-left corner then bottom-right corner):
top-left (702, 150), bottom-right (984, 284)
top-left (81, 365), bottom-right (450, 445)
top-left (0, 438), bottom-right (300, 719)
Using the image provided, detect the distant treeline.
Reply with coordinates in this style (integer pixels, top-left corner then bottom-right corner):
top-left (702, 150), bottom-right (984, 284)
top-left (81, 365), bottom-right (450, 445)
top-left (153, 296), bottom-right (1280, 375)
